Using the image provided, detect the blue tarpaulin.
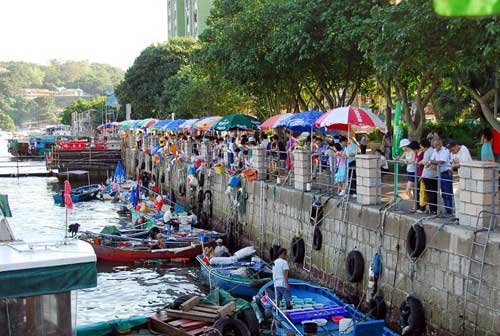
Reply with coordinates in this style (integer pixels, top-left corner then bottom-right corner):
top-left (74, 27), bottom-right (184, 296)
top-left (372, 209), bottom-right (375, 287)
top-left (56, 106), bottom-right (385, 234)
top-left (113, 161), bottom-right (126, 184)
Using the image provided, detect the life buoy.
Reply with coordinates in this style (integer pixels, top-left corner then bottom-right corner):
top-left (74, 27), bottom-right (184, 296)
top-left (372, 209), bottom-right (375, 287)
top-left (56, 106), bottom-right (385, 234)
top-left (211, 317), bottom-right (251, 336)
top-left (270, 244), bottom-right (281, 261)
top-left (197, 190), bottom-right (204, 206)
top-left (313, 227), bottom-right (322, 250)
top-left (238, 308), bottom-right (260, 336)
top-left (179, 183), bottom-right (186, 197)
top-left (198, 171), bottom-right (205, 187)
top-left (369, 295), bottom-right (387, 319)
top-left (400, 296), bottom-right (425, 335)
top-left (406, 225), bottom-right (426, 259)
top-left (204, 190), bottom-right (213, 218)
top-left (346, 250), bottom-right (364, 283)
top-left (291, 237), bottom-right (305, 263)
top-left (160, 173), bottom-right (165, 184)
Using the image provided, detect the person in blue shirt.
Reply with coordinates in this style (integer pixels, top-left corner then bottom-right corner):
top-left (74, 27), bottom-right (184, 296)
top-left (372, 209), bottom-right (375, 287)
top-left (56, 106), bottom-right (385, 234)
top-left (312, 137), bottom-right (329, 179)
top-left (341, 135), bottom-right (359, 196)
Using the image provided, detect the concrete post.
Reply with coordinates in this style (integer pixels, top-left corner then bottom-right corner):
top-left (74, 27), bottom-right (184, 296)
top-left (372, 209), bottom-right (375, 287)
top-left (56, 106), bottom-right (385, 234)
top-left (355, 154), bottom-right (381, 205)
top-left (294, 150), bottom-right (311, 191)
top-left (251, 146), bottom-right (267, 180)
top-left (184, 141), bottom-right (193, 158)
top-left (457, 161), bottom-right (499, 227)
top-left (200, 143), bottom-right (210, 164)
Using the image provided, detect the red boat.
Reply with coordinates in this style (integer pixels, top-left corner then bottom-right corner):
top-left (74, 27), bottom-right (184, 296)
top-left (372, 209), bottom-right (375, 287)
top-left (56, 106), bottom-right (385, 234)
top-left (87, 239), bottom-right (203, 263)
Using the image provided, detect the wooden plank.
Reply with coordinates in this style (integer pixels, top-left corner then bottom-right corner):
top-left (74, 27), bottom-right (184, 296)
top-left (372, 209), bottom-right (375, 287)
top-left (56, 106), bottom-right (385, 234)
top-left (178, 320), bottom-right (210, 331)
top-left (197, 303), bottom-right (223, 309)
top-left (165, 309), bottom-right (218, 322)
top-left (186, 326), bottom-right (211, 335)
top-left (190, 306), bottom-right (220, 314)
top-left (216, 301), bottom-right (236, 317)
top-left (180, 296), bottom-right (202, 312)
top-left (150, 315), bottom-right (190, 336)
top-left (169, 319), bottom-right (194, 327)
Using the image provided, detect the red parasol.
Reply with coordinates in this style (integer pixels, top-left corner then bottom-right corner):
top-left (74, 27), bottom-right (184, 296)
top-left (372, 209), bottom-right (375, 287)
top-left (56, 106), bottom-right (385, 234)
top-left (64, 180), bottom-right (74, 210)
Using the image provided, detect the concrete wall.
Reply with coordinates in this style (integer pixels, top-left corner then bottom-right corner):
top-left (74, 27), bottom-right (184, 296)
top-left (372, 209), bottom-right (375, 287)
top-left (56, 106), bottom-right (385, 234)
top-left (123, 147), bottom-right (500, 336)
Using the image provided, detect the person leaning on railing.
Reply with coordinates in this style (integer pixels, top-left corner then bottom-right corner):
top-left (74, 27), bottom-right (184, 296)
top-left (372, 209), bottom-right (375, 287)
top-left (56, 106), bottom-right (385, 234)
top-left (430, 139), bottom-right (454, 215)
top-left (419, 139), bottom-right (437, 215)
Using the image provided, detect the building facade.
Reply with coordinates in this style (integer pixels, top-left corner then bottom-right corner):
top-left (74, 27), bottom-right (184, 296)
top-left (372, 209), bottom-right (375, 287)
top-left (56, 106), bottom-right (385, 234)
top-left (167, 0), bottom-right (213, 40)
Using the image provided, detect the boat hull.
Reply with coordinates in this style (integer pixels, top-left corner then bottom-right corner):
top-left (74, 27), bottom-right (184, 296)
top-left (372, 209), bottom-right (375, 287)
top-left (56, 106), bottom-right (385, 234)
top-left (91, 243), bottom-right (202, 263)
top-left (197, 255), bottom-right (270, 298)
top-left (53, 184), bottom-right (101, 204)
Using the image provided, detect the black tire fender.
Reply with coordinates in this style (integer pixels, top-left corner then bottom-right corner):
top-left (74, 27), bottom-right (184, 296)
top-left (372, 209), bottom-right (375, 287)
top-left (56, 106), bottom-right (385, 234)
top-left (406, 225), bottom-right (426, 259)
top-left (291, 237), bottom-right (305, 263)
top-left (270, 244), bottom-right (281, 261)
top-left (313, 227), bottom-right (322, 251)
top-left (211, 317), bottom-right (251, 336)
top-left (238, 308), bottom-right (260, 336)
top-left (400, 296), bottom-right (425, 335)
top-left (346, 250), bottom-right (364, 283)
top-left (179, 183), bottom-right (186, 197)
top-left (198, 171), bottom-right (205, 187)
top-left (369, 295), bottom-right (387, 319)
top-left (169, 294), bottom-right (197, 310)
top-left (204, 190), bottom-right (213, 218)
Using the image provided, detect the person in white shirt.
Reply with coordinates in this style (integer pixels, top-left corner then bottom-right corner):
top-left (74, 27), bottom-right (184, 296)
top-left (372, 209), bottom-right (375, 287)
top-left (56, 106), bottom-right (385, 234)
top-left (430, 139), bottom-right (453, 214)
top-left (260, 134), bottom-right (270, 150)
top-left (375, 149), bottom-right (389, 173)
top-left (419, 139), bottom-right (437, 214)
top-left (163, 206), bottom-right (174, 229)
top-left (273, 248), bottom-right (292, 309)
top-left (448, 141), bottom-right (472, 169)
top-left (214, 238), bottom-right (230, 257)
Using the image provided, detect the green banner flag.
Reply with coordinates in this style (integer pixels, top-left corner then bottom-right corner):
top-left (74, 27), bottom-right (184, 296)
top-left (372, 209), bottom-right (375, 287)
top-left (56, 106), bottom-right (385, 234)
top-left (433, 0), bottom-right (500, 17)
top-left (391, 101), bottom-right (402, 160)
top-left (0, 194), bottom-right (12, 217)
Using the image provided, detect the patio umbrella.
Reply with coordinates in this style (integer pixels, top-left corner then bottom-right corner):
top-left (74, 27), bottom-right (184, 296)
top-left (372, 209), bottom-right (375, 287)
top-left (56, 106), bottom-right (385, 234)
top-left (194, 116), bottom-right (222, 132)
top-left (211, 113), bottom-right (261, 131)
top-left (150, 119), bottom-right (172, 131)
top-left (314, 106), bottom-right (387, 133)
top-left (141, 119), bottom-right (158, 129)
top-left (259, 113), bottom-right (293, 131)
top-left (275, 110), bottom-right (322, 132)
top-left (180, 118), bottom-right (200, 131)
top-left (163, 119), bottom-right (186, 131)
top-left (119, 120), bottom-right (136, 130)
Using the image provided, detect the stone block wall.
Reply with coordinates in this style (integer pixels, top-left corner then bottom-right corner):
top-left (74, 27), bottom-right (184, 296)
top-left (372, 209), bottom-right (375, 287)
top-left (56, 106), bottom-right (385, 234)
top-left (123, 147), bottom-right (500, 336)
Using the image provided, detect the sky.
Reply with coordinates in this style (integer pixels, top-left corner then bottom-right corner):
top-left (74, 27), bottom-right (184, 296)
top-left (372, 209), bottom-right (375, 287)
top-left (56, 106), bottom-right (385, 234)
top-left (0, 0), bottom-right (166, 70)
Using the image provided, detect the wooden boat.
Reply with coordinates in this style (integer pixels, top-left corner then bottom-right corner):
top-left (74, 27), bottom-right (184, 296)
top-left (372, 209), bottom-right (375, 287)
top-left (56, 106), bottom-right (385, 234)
top-left (76, 290), bottom-right (256, 336)
top-left (256, 279), bottom-right (399, 336)
top-left (81, 228), bottom-right (222, 263)
top-left (53, 184), bottom-right (101, 204)
top-left (196, 254), bottom-right (273, 298)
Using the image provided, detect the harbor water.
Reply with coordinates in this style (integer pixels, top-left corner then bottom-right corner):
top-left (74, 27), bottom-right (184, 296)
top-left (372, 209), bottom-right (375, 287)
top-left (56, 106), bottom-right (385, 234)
top-left (0, 138), bottom-right (203, 325)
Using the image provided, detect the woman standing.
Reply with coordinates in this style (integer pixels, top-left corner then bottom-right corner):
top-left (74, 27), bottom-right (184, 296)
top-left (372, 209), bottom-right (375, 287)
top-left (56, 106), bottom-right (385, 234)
top-left (481, 128), bottom-right (495, 162)
top-left (400, 139), bottom-right (418, 212)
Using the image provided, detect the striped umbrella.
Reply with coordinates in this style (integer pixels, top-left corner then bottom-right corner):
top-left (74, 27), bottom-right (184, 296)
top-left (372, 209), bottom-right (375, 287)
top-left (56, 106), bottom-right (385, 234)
top-left (194, 116), bottom-right (222, 132)
top-left (314, 106), bottom-right (387, 133)
top-left (179, 118), bottom-right (200, 131)
top-left (259, 113), bottom-right (293, 131)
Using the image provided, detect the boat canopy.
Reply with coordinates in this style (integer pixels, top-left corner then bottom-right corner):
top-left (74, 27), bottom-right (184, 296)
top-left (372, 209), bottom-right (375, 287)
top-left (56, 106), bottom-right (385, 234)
top-left (0, 240), bottom-right (97, 298)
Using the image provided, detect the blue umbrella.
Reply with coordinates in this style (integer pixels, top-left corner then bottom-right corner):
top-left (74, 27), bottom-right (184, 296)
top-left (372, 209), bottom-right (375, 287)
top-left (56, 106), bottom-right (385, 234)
top-left (113, 161), bottom-right (126, 184)
top-left (151, 119), bottom-right (172, 130)
top-left (164, 119), bottom-right (186, 131)
top-left (275, 110), bottom-right (322, 132)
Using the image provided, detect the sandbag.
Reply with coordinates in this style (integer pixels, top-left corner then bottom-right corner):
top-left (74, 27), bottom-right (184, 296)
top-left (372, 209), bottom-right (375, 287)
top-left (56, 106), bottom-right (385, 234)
top-left (210, 256), bottom-right (238, 265)
top-left (233, 246), bottom-right (256, 260)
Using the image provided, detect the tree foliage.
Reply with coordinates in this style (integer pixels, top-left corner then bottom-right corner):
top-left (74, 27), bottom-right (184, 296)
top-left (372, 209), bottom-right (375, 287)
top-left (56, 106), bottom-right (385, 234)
top-left (60, 96), bottom-right (106, 125)
top-left (0, 110), bottom-right (15, 131)
top-left (115, 38), bottom-right (200, 119)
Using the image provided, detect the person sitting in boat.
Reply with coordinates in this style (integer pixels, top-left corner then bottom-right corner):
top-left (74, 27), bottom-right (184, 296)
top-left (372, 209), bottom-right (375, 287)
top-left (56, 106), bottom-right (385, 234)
top-left (135, 216), bottom-right (146, 229)
top-left (273, 248), bottom-right (292, 310)
top-left (204, 246), bottom-right (215, 260)
top-left (187, 212), bottom-right (197, 226)
top-left (214, 238), bottom-right (231, 257)
top-left (152, 233), bottom-right (166, 250)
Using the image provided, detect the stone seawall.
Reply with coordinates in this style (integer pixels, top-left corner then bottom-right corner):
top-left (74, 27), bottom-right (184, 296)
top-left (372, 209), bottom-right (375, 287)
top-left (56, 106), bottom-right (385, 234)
top-left (123, 146), bottom-right (500, 336)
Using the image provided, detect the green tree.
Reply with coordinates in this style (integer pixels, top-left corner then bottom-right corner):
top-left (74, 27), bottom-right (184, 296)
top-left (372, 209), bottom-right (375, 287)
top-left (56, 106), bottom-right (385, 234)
top-left (116, 38), bottom-right (200, 119)
top-left (0, 110), bottom-right (15, 131)
top-left (33, 96), bottom-right (58, 122)
top-left (60, 96), bottom-right (106, 125)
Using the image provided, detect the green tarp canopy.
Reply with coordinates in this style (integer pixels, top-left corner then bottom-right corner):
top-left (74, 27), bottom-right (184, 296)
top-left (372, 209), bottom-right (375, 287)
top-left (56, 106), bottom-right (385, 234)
top-left (0, 194), bottom-right (12, 217)
top-left (76, 316), bottom-right (147, 336)
top-left (0, 262), bottom-right (96, 299)
top-left (433, 0), bottom-right (500, 16)
top-left (203, 288), bottom-right (251, 314)
top-left (100, 225), bottom-right (121, 235)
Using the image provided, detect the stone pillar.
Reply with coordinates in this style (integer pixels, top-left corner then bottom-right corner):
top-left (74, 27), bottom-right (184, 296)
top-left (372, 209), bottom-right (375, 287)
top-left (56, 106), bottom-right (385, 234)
top-left (457, 161), bottom-right (499, 227)
top-left (251, 146), bottom-right (266, 180)
top-left (293, 150), bottom-right (311, 191)
top-left (184, 141), bottom-right (193, 158)
top-left (200, 143), bottom-right (210, 164)
top-left (355, 154), bottom-right (381, 205)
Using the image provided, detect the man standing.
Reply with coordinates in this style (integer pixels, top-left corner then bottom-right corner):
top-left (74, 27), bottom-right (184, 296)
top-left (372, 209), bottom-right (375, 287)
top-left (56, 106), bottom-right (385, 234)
top-left (430, 139), bottom-right (453, 215)
top-left (448, 140), bottom-right (472, 169)
top-left (273, 248), bottom-right (292, 309)
top-left (360, 134), bottom-right (368, 154)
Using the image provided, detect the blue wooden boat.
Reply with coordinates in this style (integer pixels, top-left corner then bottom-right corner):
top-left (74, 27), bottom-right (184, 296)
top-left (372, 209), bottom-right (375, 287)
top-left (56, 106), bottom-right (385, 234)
top-left (53, 184), bottom-right (101, 204)
top-left (197, 254), bottom-right (273, 298)
top-left (256, 279), bottom-right (400, 336)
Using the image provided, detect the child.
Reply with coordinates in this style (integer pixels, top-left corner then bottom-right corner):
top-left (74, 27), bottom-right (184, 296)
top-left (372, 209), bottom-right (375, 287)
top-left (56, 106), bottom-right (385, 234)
top-left (375, 149), bottom-right (389, 174)
top-left (334, 143), bottom-right (348, 196)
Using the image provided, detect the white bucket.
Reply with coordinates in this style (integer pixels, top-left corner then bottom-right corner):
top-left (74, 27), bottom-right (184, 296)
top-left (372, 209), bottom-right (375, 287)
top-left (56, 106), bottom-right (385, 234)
top-left (339, 318), bottom-right (354, 335)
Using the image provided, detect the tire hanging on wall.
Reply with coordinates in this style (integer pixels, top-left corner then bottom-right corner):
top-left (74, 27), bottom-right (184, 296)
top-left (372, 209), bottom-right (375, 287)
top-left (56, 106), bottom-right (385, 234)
top-left (313, 227), bottom-right (322, 251)
top-left (198, 171), bottom-right (205, 188)
top-left (369, 295), bottom-right (387, 319)
top-left (406, 225), bottom-right (426, 259)
top-left (204, 190), bottom-right (213, 218)
top-left (270, 244), bottom-right (281, 261)
top-left (291, 237), bottom-right (305, 263)
top-left (400, 296), bottom-right (425, 336)
top-left (178, 183), bottom-right (186, 197)
top-left (310, 200), bottom-right (324, 225)
top-left (345, 250), bottom-right (364, 283)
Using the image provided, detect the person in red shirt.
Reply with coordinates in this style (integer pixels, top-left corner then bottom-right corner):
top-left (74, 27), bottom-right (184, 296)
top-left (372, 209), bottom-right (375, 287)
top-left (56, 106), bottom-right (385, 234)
top-left (492, 129), bottom-right (500, 162)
